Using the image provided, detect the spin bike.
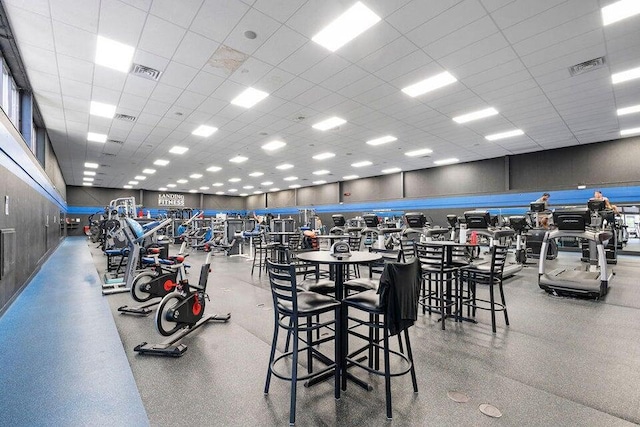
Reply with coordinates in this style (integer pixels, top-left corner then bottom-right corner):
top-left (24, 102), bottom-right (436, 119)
top-left (134, 254), bottom-right (231, 357)
top-left (118, 249), bottom-right (190, 316)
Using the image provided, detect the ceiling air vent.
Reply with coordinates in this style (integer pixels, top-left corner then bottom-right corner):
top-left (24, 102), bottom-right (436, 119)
top-left (108, 139), bottom-right (124, 145)
top-left (102, 153), bottom-right (116, 157)
top-left (131, 63), bottom-right (163, 81)
top-left (115, 113), bottom-right (136, 122)
top-left (568, 57), bottom-right (606, 77)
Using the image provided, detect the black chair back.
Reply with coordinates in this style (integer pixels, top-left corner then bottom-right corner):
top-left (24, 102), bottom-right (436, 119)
top-left (399, 238), bottom-right (416, 261)
top-left (490, 245), bottom-right (508, 276)
top-left (415, 242), bottom-right (446, 271)
top-left (348, 235), bottom-right (362, 251)
top-left (267, 260), bottom-right (299, 312)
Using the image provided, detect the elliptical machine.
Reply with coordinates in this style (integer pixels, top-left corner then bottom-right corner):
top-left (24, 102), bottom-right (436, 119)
top-left (134, 255), bottom-right (231, 357)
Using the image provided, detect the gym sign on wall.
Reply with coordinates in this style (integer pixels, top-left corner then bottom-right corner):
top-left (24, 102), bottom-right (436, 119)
top-left (158, 193), bottom-right (185, 207)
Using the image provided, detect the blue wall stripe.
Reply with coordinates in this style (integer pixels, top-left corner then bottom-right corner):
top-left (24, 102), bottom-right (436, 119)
top-left (68, 185), bottom-right (640, 220)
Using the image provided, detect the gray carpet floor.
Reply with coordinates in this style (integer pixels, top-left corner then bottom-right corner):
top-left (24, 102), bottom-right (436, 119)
top-left (91, 242), bottom-right (640, 426)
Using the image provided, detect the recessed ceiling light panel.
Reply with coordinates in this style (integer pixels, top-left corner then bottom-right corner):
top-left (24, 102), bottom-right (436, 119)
top-left (382, 167), bottom-right (401, 174)
top-left (366, 135), bottom-right (397, 146)
top-left (405, 148), bottom-right (433, 157)
top-left (142, 168), bottom-right (156, 174)
top-left (230, 87), bottom-right (269, 108)
top-left (154, 159), bottom-right (170, 166)
top-left (620, 127), bottom-right (640, 136)
top-left (312, 152), bottom-right (335, 160)
top-left (402, 71), bottom-right (457, 97)
top-left (169, 146), bottom-right (189, 154)
top-left (95, 35), bottom-right (134, 72)
top-left (90, 101), bottom-right (116, 118)
top-left (84, 162), bottom-right (99, 169)
top-left (87, 132), bottom-right (107, 143)
top-left (207, 166), bottom-right (222, 172)
top-left (351, 161), bottom-right (372, 167)
top-left (312, 2), bottom-right (381, 52)
top-left (602, 0), bottom-right (640, 25)
top-left (261, 140), bottom-right (286, 151)
top-left (312, 117), bottom-right (346, 131)
top-left (612, 66), bottom-right (640, 84)
top-left (617, 104), bottom-right (640, 116)
top-left (276, 164), bottom-right (294, 170)
top-left (249, 171), bottom-right (264, 177)
top-left (485, 129), bottom-right (524, 141)
top-left (453, 107), bottom-right (499, 124)
top-left (192, 125), bottom-right (218, 137)
top-left (229, 156), bottom-right (248, 163)
top-left (434, 158), bottom-right (459, 166)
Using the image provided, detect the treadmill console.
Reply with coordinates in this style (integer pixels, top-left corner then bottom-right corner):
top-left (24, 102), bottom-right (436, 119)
top-left (331, 214), bottom-right (346, 227)
top-left (446, 214), bottom-right (458, 227)
top-left (363, 214), bottom-right (380, 228)
top-left (404, 212), bottom-right (427, 228)
top-left (530, 202), bottom-right (546, 212)
top-left (464, 211), bottom-right (490, 229)
top-left (508, 216), bottom-right (527, 233)
top-left (553, 208), bottom-right (590, 231)
top-left (587, 198), bottom-right (606, 213)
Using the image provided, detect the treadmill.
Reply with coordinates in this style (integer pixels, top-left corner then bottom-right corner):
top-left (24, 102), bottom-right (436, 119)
top-left (526, 201), bottom-right (558, 260)
top-left (538, 207), bottom-right (612, 299)
top-left (464, 210), bottom-right (523, 277)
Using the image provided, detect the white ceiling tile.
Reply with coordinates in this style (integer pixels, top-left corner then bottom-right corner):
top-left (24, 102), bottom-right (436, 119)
top-left (149, 0), bottom-right (204, 28)
top-left (186, 71), bottom-right (225, 96)
top-left (252, 25), bottom-right (307, 67)
top-left (92, 66), bottom-right (128, 92)
top-left (423, 16), bottom-right (499, 60)
top-left (320, 65), bottom-right (369, 92)
top-left (3, 0), bottom-right (50, 16)
top-left (300, 54), bottom-right (350, 84)
top-left (122, 74), bottom-right (157, 98)
top-left (277, 41), bottom-right (328, 75)
top-left (50, 0), bottom-right (99, 33)
top-left (228, 57), bottom-right (273, 86)
top-left (387, 0), bottom-right (463, 33)
top-left (28, 70), bottom-right (61, 94)
top-left (59, 78), bottom-right (92, 100)
top-left (6, 7), bottom-right (55, 51)
top-left (438, 32), bottom-right (510, 70)
top-left (405, 0), bottom-right (487, 48)
top-left (223, 7), bottom-right (281, 56)
top-left (98, 0), bottom-right (147, 46)
top-left (190, 0), bottom-right (250, 43)
top-left (138, 15), bottom-right (187, 59)
top-left (373, 49), bottom-right (432, 83)
top-left (118, 93), bottom-right (148, 112)
top-left (150, 83), bottom-right (183, 104)
top-left (56, 54), bottom-right (94, 84)
top-left (198, 97), bottom-right (228, 115)
top-left (20, 45), bottom-right (59, 75)
top-left (51, 20), bottom-right (95, 62)
top-left (159, 61), bottom-right (199, 88)
top-left (490, 0), bottom-right (568, 29)
top-left (335, 22), bottom-right (402, 63)
top-left (479, 0), bottom-right (516, 12)
top-left (252, 0), bottom-right (305, 23)
top-left (172, 31), bottom-right (220, 69)
top-left (175, 91), bottom-right (207, 110)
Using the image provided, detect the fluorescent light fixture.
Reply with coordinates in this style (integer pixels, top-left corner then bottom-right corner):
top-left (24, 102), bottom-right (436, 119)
top-left (230, 87), bottom-right (269, 108)
top-left (620, 127), bottom-right (640, 136)
top-left (84, 162), bottom-right (99, 169)
top-left (212, 182), bottom-right (224, 187)
top-left (312, 117), bottom-right (346, 131)
top-left (154, 159), bottom-right (170, 166)
top-left (253, 191), bottom-right (263, 195)
top-left (289, 184), bottom-right (301, 189)
top-left (366, 135), bottom-right (397, 146)
top-left (169, 146), bottom-right (189, 154)
top-left (313, 180), bottom-right (327, 185)
top-left (283, 176), bottom-right (298, 181)
top-left (343, 175), bottom-right (359, 180)
top-left (83, 182), bottom-right (93, 186)
top-left (249, 172), bottom-right (264, 177)
top-left (200, 186), bottom-right (210, 190)
top-left (207, 166), bottom-right (222, 172)
top-left (124, 185), bottom-right (133, 189)
top-left (133, 176), bottom-right (145, 180)
top-left (87, 132), bottom-right (107, 143)
top-left (192, 125), bottom-right (218, 137)
top-left (177, 179), bottom-right (188, 184)
top-left (83, 171), bottom-right (96, 176)
top-left (313, 170), bottom-right (330, 175)
top-left (215, 191), bottom-right (225, 195)
top-left (229, 156), bottom-right (248, 163)
top-left (269, 188), bottom-right (280, 192)
top-left (189, 189), bottom-right (197, 193)
top-left (243, 185), bottom-right (254, 189)
top-left (261, 140), bottom-right (286, 151)
top-left (95, 35), bottom-right (134, 73)
top-left (190, 173), bottom-right (203, 179)
top-left (312, 2), bottom-right (381, 52)
top-left (402, 71), bottom-right (457, 97)
top-left (612, 66), bottom-right (640, 84)
top-left (405, 148), bottom-right (433, 157)
top-left (128, 180), bottom-right (139, 185)
top-left (351, 161), bottom-right (372, 167)
top-left (261, 181), bottom-right (274, 186)
top-left (434, 158), bottom-right (459, 166)
top-left (276, 164), bottom-right (294, 170)
top-left (240, 193), bottom-right (249, 196)
top-left (617, 104), bottom-right (640, 116)
top-left (485, 129), bottom-right (525, 141)
top-left (229, 178), bottom-right (241, 182)
top-left (452, 107), bottom-right (499, 124)
top-left (90, 101), bottom-right (116, 118)
top-left (312, 152), bottom-right (335, 160)
top-left (142, 169), bottom-right (156, 174)
top-left (159, 187), bottom-right (167, 191)
top-left (578, 185), bottom-right (587, 189)
top-left (167, 184), bottom-right (176, 188)
top-left (602, 0), bottom-right (640, 25)
top-left (228, 189), bottom-right (238, 193)
top-left (382, 167), bottom-right (401, 174)
top-left (83, 177), bottom-right (94, 182)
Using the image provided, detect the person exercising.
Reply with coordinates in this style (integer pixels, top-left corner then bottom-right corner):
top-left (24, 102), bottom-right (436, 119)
top-left (593, 190), bottom-right (619, 214)
top-left (534, 192), bottom-right (551, 228)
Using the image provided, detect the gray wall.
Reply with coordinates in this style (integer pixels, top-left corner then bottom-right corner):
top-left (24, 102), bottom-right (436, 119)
top-left (342, 174), bottom-right (401, 203)
top-left (0, 120), bottom-right (65, 313)
top-left (510, 135), bottom-right (640, 191)
top-left (297, 183), bottom-right (339, 206)
top-left (246, 194), bottom-right (266, 210)
top-left (405, 157), bottom-right (506, 198)
top-left (267, 189), bottom-right (296, 208)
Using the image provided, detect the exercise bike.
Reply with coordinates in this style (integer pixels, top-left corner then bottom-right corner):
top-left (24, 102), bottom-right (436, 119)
top-left (134, 258), bottom-right (231, 357)
top-left (118, 249), bottom-right (189, 316)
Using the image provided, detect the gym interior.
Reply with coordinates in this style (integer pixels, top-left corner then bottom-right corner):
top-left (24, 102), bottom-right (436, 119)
top-left (1, 1), bottom-right (640, 425)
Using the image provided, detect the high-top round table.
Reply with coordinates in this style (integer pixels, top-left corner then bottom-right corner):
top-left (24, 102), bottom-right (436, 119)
top-left (296, 250), bottom-right (383, 390)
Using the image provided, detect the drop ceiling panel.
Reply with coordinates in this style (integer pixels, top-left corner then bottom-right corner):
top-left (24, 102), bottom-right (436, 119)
top-left (190, 0), bottom-right (250, 43)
